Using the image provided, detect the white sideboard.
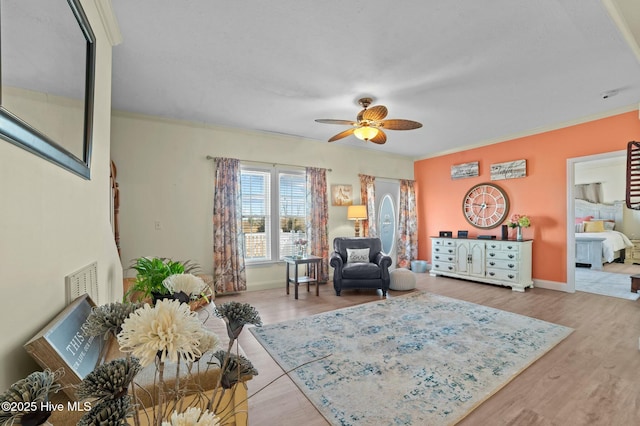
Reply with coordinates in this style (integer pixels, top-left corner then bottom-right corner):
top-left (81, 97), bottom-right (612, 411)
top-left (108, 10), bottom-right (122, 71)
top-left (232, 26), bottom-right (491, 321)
top-left (430, 237), bottom-right (533, 292)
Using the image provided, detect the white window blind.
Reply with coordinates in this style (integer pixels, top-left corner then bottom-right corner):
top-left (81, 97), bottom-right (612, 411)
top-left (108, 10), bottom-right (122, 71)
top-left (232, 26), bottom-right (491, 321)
top-left (240, 166), bottom-right (307, 262)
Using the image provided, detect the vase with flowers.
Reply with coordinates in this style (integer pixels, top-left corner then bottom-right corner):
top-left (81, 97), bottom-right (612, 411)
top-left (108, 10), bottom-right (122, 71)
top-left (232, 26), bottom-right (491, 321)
top-left (294, 238), bottom-right (308, 258)
top-left (507, 214), bottom-right (531, 241)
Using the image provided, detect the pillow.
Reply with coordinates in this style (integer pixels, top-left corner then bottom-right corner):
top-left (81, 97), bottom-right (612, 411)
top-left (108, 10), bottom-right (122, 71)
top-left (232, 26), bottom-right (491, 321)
top-left (346, 248), bottom-right (370, 263)
top-left (603, 220), bottom-right (616, 231)
top-left (584, 220), bottom-right (605, 233)
top-left (574, 222), bottom-right (585, 233)
top-left (575, 215), bottom-right (594, 224)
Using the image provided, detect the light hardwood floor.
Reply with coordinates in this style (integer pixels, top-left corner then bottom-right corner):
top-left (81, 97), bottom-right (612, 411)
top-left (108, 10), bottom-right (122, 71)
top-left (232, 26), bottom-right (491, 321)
top-left (225, 274), bottom-right (640, 425)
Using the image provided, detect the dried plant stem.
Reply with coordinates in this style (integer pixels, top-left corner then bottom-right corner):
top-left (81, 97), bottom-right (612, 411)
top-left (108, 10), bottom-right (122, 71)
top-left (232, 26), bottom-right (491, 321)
top-left (207, 339), bottom-right (234, 412)
top-left (156, 361), bottom-right (165, 426)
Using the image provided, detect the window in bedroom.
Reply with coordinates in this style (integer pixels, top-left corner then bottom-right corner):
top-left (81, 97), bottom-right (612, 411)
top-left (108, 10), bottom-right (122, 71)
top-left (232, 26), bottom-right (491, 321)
top-left (240, 166), bottom-right (307, 262)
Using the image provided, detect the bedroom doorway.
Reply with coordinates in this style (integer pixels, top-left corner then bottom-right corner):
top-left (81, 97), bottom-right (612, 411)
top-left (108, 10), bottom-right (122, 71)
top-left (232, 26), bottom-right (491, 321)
top-left (567, 149), bottom-right (640, 298)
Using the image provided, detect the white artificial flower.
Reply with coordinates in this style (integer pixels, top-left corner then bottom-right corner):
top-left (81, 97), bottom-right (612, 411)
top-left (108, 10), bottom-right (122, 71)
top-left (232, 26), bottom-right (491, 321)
top-left (198, 329), bottom-right (221, 355)
top-left (163, 273), bottom-right (209, 299)
top-left (162, 407), bottom-right (220, 426)
top-left (117, 299), bottom-right (206, 366)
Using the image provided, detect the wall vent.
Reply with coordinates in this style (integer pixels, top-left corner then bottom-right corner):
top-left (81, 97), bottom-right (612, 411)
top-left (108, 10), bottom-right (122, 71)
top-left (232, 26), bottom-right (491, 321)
top-left (65, 262), bottom-right (99, 304)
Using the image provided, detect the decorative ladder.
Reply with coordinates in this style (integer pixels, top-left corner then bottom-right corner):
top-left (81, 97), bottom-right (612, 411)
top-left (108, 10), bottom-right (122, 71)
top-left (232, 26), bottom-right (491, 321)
top-left (626, 141), bottom-right (640, 210)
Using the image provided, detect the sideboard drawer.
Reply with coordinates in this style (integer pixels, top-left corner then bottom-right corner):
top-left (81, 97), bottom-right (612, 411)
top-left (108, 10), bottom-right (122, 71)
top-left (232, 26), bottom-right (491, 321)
top-left (432, 262), bottom-right (456, 273)
top-left (486, 269), bottom-right (519, 282)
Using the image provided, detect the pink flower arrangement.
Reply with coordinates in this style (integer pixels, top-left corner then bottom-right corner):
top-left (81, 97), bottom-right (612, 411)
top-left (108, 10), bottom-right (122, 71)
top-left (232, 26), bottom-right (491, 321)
top-left (507, 214), bottom-right (531, 228)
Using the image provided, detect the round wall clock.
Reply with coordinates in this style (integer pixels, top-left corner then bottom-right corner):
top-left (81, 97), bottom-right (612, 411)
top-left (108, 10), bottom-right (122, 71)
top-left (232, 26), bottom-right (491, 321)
top-left (462, 183), bottom-right (509, 229)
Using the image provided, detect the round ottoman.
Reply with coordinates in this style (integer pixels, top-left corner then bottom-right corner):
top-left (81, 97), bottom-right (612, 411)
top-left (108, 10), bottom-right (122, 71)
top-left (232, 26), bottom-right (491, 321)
top-left (389, 268), bottom-right (416, 291)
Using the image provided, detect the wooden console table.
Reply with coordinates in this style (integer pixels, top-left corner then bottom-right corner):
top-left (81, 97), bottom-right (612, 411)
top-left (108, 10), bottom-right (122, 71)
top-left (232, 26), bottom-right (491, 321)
top-left (284, 255), bottom-right (322, 299)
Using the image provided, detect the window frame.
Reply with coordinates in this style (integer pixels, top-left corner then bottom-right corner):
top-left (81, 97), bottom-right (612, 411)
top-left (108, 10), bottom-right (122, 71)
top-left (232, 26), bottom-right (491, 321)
top-left (240, 164), bottom-right (307, 264)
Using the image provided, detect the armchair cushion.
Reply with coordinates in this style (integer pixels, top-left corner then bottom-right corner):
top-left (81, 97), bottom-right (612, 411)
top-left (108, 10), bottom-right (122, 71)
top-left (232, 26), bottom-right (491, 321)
top-left (342, 262), bottom-right (381, 279)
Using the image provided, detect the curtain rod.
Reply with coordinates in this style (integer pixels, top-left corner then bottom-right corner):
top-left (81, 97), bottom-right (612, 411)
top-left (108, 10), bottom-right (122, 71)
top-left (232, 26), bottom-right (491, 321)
top-left (206, 155), bottom-right (331, 172)
top-left (359, 173), bottom-right (414, 182)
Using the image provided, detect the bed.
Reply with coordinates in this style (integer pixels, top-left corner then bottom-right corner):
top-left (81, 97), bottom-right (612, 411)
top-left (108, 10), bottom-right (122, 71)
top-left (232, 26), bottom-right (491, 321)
top-left (574, 199), bottom-right (633, 270)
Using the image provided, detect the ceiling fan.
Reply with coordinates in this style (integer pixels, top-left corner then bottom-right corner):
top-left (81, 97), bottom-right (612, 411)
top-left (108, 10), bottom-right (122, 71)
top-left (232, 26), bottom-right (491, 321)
top-left (315, 97), bottom-right (422, 144)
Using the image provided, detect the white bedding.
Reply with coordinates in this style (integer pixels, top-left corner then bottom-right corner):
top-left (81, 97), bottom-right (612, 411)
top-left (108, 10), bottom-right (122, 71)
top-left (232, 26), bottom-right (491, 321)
top-left (575, 230), bottom-right (633, 263)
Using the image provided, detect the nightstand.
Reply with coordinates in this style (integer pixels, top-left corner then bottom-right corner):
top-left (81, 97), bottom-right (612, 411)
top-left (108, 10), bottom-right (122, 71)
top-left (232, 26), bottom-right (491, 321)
top-left (625, 239), bottom-right (640, 264)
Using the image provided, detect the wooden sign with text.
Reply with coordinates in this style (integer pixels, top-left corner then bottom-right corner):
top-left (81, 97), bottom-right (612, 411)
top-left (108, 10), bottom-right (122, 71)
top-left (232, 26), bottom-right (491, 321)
top-left (490, 159), bottom-right (527, 180)
top-left (24, 294), bottom-right (106, 399)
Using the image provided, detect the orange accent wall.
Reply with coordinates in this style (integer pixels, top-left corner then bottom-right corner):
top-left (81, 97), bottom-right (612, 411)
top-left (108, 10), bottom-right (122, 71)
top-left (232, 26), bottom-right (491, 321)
top-left (414, 111), bottom-right (640, 285)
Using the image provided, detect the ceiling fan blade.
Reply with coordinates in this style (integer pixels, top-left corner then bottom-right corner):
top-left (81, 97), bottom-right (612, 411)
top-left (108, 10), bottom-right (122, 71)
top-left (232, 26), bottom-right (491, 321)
top-left (363, 105), bottom-right (388, 121)
top-left (328, 128), bottom-right (356, 142)
top-left (379, 119), bottom-right (423, 130)
top-left (369, 129), bottom-right (387, 144)
top-left (315, 119), bottom-right (357, 125)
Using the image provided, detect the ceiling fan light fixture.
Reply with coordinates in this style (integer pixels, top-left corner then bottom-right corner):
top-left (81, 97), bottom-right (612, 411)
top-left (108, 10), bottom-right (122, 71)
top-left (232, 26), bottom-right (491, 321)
top-left (354, 126), bottom-right (379, 141)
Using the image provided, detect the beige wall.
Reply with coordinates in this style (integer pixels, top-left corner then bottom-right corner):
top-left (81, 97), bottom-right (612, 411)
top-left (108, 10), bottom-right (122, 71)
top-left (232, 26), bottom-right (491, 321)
top-left (110, 113), bottom-right (415, 290)
top-left (0, 1), bottom-right (121, 389)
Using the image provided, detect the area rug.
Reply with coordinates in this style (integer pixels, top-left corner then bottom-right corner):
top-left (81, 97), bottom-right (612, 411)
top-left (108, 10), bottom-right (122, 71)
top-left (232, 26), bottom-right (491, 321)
top-left (574, 268), bottom-right (640, 301)
top-left (250, 291), bottom-right (573, 425)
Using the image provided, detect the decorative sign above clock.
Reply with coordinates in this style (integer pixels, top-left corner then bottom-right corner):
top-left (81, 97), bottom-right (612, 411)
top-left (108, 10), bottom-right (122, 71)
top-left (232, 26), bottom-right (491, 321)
top-left (462, 183), bottom-right (510, 229)
top-left (490, 159), bottom-right (527, 181)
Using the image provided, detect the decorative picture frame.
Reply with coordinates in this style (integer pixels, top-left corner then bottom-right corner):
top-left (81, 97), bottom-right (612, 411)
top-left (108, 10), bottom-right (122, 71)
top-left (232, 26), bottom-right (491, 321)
top-left (451, 162), bottom-right (479, 180)
top-left (331, 184), bottom-right (353, 206)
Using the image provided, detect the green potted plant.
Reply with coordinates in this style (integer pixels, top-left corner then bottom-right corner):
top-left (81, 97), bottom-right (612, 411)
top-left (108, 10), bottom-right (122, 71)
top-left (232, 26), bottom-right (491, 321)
top-left (125, 257), bottom-right (200, 303)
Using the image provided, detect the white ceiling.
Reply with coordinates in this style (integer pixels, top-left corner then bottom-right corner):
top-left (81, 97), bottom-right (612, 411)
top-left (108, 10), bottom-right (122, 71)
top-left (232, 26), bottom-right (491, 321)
top-left (5, 1), bottom-right (640, 159)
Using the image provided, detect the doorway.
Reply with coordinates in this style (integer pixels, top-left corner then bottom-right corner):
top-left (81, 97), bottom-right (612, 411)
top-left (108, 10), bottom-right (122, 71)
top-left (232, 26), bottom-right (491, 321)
top-left (566, 149), bottom-right (640, 296)
top-left (375, 179), bottom-right (400, 270)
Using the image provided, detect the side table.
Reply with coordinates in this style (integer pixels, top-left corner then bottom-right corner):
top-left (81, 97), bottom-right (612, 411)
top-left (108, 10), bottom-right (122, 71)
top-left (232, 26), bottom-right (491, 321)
top-left (284, 255), bottom-right (322, 299)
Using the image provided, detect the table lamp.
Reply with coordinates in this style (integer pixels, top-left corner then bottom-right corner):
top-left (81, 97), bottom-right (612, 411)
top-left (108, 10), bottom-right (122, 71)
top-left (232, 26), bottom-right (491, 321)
top-left (347, 205), bottom-right (367, 237)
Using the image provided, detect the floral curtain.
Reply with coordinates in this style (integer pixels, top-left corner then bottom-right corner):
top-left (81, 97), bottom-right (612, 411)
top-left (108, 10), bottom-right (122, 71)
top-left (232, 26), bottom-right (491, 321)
top-left (397, 179), bottom-right (418, 268)
top-left (213, 158), bottom-right (247, 294)
top-left (359, 174), bottom-right (377, 237)
top-left (306, 167), bottom-right (330, 282)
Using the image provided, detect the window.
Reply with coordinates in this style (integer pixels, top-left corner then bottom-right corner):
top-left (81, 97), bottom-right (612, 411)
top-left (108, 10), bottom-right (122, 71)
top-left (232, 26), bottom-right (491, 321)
top-left (240, 166), bottom-right (307, 262)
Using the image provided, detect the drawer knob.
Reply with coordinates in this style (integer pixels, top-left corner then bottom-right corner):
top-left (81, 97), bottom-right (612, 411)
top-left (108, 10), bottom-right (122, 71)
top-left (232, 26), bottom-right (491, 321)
top-left (508, 254), bottom-right (515, 259)
top-left (489, 253), bottom-right (495, 257)
top-left (508, 274), bottom-right (515, 279)
top-left (489, 272), bottom-right (495, 276)
top-left (489, 261), bottom-right (495, 266)
top-left (508, 264), bottom-right (515, 268)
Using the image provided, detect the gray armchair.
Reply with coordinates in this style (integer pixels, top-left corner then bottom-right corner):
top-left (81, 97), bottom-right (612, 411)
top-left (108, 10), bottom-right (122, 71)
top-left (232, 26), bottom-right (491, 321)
top-left (330, 237), bottom-right (392, 296)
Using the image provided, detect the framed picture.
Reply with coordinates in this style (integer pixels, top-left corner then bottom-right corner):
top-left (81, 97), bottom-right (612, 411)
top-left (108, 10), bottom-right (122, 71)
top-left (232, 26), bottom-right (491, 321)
top-left (331, 184), bottom-right (353, 206)
top-left (24, 294), bottom-right (108, 399)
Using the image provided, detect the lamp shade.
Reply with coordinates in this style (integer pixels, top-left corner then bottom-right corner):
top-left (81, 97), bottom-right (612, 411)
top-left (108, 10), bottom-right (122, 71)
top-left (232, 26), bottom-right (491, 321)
top-left (347, 205), bottom-right (367, 220)
top-left (353, 126), bottom-right (379, 141)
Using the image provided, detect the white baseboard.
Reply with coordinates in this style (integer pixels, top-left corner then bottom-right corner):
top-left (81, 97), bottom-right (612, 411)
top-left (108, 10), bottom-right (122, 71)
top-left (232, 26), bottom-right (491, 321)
top-left (247, 280), bottom-right (283, 292)
top-left (533, 279), bottom-right (574, 293)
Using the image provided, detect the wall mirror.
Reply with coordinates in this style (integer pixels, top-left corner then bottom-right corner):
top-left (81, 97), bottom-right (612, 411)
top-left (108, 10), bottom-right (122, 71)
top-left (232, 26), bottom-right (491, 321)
top-left (0, 0), bottom-right (96, 179)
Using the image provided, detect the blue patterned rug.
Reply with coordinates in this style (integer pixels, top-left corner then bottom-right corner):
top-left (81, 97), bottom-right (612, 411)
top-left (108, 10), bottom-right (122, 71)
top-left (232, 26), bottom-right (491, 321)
top-left (250, 291), bottom-right (573, 425)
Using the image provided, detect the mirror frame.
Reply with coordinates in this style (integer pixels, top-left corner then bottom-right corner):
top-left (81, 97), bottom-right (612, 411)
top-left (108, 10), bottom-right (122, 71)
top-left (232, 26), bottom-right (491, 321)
top-left (0, 0), bottom-right (96, 179)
